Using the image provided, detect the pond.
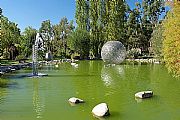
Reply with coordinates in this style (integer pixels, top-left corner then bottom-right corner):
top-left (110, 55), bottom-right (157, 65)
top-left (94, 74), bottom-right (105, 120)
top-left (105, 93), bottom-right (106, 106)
top-left (0, 60), bottom-right (180, 120)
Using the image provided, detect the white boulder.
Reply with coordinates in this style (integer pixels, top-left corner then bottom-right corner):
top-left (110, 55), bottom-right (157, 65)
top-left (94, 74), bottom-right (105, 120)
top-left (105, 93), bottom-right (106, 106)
top-left (68, 97), bottom-right (84, 104)
top-left (92, 103), bottom-right (110, 117)
top-left (135, 91), bottom-right (153, 99)
top-left (71, 63), bottom-right (76, 66)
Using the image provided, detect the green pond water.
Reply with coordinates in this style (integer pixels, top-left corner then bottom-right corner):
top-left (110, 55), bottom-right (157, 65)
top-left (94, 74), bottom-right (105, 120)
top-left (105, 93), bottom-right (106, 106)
top-left (0, 60), bottom-right (180, 120)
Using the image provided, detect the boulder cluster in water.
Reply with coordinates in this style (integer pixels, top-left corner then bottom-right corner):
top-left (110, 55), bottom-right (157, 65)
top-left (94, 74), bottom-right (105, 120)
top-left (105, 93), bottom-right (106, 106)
top-left (68, 90), bottom-right (153, 118)
top-left (68, 97), bottom-right (109, 117)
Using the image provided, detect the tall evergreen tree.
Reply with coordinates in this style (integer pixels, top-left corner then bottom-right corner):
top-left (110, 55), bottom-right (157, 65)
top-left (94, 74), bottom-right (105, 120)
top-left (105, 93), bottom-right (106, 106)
top-left (103, 0), bottom-right (126, 41)
top-left (75, 0), bottom-right (90, 31)
top-left (89, 0), bottom-right (101, 58)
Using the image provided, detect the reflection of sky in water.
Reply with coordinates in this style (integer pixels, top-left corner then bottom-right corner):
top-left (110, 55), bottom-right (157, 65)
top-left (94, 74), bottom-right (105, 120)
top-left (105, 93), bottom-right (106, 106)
top-left (101, 64), bottom-right (124, 87)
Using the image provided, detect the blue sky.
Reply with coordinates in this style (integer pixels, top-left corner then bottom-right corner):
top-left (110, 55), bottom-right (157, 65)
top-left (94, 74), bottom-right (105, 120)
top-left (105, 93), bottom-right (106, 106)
top-left (0, 0), bottom-right (142, 32)
top-left (1, 0), bottom-right (76, 31)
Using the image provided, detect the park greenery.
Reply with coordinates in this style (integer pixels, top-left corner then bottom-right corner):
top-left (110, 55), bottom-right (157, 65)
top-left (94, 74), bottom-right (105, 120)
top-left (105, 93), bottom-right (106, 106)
top-left (0, 78), bottom-right (9, 87)
top-left (0, 0), bottom-right (179, 77)
top-left (162, 1), bottom-right (180, 77)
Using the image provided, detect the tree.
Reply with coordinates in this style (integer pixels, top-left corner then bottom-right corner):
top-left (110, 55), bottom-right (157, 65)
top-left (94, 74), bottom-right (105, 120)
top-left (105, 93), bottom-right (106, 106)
top-left (163, 1), bottom-right (180, 77)
top-left (21, 26), bottom-right (37, 57)
top-left (124, 0), bottom-right (165, 55)
top-left (0, 8), bottom-right (2, 16)
top-left (75, 0), bottom-right (127, 59)
top-left (52, 24), bottom-right (63, 57)
top-left (141, 0), bottom-right (165, 53)
top-left (39, 20), bottom-right (53, 53)
top-left (59, 17), bottom-right (69, 56)
top-left (75, 0), bottom-right (90, 31)
top-left (1, 15), bottom-right (21, 59)
top-left (0, 8), bottom-right (3, 56)
top-left (89, 0), bottom-right (101, 58)
top-left (106, 0), bottom-right (126, 41)
top-left (150, 23), bottom-right (164, 59)
top-left (68, 28), bottom-right (90, 59)
top-left (52, 17), bottom-right (75, 58)
top-left (126, 8), bottom-right (141, 50)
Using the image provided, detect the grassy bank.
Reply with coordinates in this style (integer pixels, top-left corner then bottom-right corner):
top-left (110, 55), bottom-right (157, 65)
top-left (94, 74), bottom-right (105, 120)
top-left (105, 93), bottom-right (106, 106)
top-left (0, 79), bottom-right (9, 87)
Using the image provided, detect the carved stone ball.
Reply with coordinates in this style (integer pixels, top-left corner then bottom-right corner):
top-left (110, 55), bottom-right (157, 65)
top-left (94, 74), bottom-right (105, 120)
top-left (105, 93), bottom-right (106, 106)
top-left (101, 41), bottom-right (126, 64)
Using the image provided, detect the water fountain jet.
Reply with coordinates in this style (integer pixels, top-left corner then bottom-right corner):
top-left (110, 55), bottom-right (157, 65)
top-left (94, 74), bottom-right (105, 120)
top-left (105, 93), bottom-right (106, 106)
top-left (29, 33), bottom-right (48, 77)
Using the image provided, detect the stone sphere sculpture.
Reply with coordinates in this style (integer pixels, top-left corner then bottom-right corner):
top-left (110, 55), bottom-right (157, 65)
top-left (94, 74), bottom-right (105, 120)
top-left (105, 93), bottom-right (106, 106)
top-left (101, 41), bottom-right (126, 64)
